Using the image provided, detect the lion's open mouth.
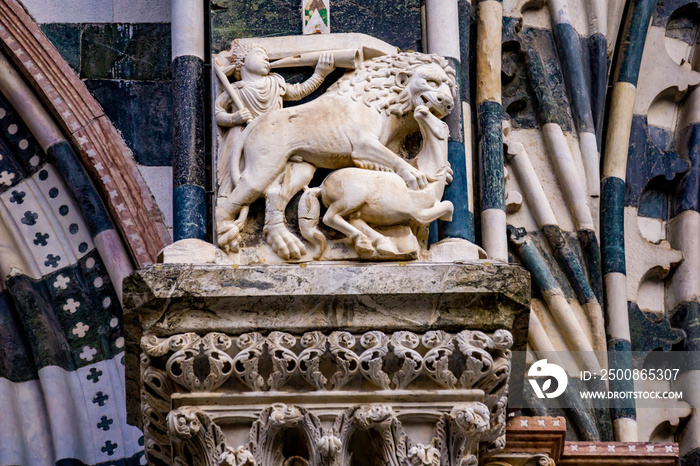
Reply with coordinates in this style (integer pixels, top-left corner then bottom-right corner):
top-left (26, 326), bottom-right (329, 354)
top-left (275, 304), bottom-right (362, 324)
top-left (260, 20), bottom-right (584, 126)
top-left (417, 94), bottom-right (452, 118)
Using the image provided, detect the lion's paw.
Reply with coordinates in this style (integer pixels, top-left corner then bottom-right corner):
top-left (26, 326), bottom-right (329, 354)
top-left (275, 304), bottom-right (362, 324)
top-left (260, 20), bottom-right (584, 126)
top-left (217, 221), bottom-right (241, 254)
top-left (265, 223), bottom-right (307, 260)
top-left (398, 165), bottom-right (430, 190)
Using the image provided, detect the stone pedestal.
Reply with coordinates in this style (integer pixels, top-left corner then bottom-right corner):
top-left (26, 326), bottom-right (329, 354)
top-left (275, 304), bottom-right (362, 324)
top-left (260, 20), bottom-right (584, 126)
top-left (124, 262), bottom-right (530, 465)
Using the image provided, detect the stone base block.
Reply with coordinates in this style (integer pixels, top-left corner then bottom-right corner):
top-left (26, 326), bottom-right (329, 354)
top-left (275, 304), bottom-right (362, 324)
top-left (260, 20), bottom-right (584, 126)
top-left (123, 262), bottom-right (530, 465)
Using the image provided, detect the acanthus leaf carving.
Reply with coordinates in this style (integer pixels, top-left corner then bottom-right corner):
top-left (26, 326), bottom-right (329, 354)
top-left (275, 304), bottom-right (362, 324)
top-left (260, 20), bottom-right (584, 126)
top-left (359, 331), bottom-right (392, 389)
top-left (433, 403), bottom-right (491, 466)
top-left (299, 331), bottom-right (359, 391)
top-left (406, 444), bottom-right (441, 466)
top-left (390, 331), bottom-right (423, 389)
top-left (422, 330), bottom-right (459, 389)
top-left (334, 404), bottom-right (408, 466)
top-left (249, 403), bottom-right (324, 466)
top-left (139, 330), bottom-right (513, 464)
top-left (299, 331), bottom-right (328, 390)
top-left (164, 333), bottom-right (235, 392)
top-left (167, 406), bottom-right (230, 466)
top-left (267, 331), bottom-right (298, 390)
top-left (328, 331), bottom-right (360, 390)
top-left (233, 332), bottom-right (266, 391)
top-left (219, 446), bottom-right (256, 466)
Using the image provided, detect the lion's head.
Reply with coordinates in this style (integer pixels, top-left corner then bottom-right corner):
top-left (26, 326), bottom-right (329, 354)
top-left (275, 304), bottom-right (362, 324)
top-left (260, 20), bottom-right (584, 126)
top-left (327, 52), bottom-right (457, 118)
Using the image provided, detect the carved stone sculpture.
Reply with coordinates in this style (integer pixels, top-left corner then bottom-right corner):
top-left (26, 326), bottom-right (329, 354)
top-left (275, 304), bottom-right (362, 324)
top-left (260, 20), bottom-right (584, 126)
top-left (215, 51), bottom-right (457, 261)
top-left (164, 402), bottom-right (497, 466)
top-left (137, 328), bottom-right (513, 465)
top-left (298, 104), bottom-right (453, 259)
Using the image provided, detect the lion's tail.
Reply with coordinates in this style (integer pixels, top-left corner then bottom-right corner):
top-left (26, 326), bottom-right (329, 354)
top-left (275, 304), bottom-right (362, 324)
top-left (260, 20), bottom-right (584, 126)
top-left (229, 117), bottom-right (262, 187)
top-left (298, 186), bottom-right (327, 260)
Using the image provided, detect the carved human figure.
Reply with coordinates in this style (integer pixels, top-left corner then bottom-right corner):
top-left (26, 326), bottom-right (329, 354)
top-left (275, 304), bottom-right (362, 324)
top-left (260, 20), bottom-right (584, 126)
top-left (216, 52), bottom-right (456, 260)
top-left (215, 40), bottom-right (335, 254)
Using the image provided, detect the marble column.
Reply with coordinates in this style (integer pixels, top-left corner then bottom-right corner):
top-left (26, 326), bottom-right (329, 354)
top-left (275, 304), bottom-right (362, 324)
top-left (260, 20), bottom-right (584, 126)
top-left (476, 0), bottom-right (507, 261)
top-left (669, 46), bottom-right (700, 466)
top-left (586, 0), bottom-right (607, 144)
top-left (520, 40), bottom-right (603, 308)
top-left (548, 0), bottom-right (600, 197)
top-left (172, 0), bottom-right (207, 241)
top-left (601, 0), bottom-right (656, 442)
top-left (424, 0), bottom-right (474, 244)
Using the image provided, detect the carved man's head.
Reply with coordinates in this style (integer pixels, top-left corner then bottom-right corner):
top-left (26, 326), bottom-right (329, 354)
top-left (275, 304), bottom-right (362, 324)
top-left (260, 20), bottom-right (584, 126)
top-left (226, 40), bottom-right (269, 80)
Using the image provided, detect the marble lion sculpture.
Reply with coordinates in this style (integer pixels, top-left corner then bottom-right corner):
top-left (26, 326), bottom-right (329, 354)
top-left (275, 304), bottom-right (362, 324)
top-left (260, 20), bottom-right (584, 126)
top-left (298, 105), bottom-right (453, 259)
top-left (216, 52), bottom-right (457, 260)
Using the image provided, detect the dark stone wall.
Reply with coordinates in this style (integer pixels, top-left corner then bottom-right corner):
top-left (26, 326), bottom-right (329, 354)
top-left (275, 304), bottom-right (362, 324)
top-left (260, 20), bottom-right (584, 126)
top-left (41, 2), bottom-right (423, 168)
top-left (40, 22), bottom-right (172, 167)
top-left (211, 0), bottom-right (422, 53)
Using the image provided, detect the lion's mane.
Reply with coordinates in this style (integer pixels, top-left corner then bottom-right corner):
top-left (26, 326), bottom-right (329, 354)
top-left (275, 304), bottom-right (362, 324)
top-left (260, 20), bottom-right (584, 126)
top-left (326, 52), bottom-right (457, 117)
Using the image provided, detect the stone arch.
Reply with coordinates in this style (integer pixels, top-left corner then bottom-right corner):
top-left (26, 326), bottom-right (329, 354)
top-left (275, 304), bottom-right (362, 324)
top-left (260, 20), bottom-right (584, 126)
top-left (0, 0), bottom-right (170, 267)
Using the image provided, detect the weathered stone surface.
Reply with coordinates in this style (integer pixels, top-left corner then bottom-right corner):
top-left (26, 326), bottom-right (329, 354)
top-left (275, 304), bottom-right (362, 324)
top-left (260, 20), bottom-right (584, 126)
top-left (21, 0), bottom-right (112, 23)
top-left (211, 0), bottom-right (420, 53)
top-left (84, 80), bottom-right (172, 166)
top-left (113, 0), bottom-right (171, 23)
top-left (157, 238), bottom-right (233, 264)
top-left (40, 23), bottom-right (81, 72)
top-left (81, 23), bottom-right (171, 80)
top-left (124, 262), bottom-right (530, 337)
top-left (124, 261), bottom-right (530, 421)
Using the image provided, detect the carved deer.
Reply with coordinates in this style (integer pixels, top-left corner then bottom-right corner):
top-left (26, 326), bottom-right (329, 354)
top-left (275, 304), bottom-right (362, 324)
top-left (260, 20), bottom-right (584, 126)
top-left (299, 105), bottom-right (453, 259)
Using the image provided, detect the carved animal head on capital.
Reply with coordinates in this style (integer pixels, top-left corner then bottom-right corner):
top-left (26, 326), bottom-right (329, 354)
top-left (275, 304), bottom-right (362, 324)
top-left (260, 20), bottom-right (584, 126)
top-left (328, 52), bottom-right (457, 119)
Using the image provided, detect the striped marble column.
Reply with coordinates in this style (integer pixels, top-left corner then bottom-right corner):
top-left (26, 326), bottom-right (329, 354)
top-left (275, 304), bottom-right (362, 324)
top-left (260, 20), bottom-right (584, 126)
top-left (508, 227), bottom-right (600, 374)
top-left (601, 0), bottom-right (655, 443)
top-left (0, 53), bottom-right (132, 303)
top-left (670, 61), bottom-right (700, 466)
top-left (505, 140), bottom-right (605, 352)
top-left (424, 0), bottom-right (474, 244)
top-left (522, 40), bottom-right (603, 305)
top-left (476, 0), bottom-right (507, 261)
top-left (172, 0), bottom-right (207, 241)
top-left (548, 0), bottom-right (600, 197)
top-left (586, 0), bottom-right (607, 143)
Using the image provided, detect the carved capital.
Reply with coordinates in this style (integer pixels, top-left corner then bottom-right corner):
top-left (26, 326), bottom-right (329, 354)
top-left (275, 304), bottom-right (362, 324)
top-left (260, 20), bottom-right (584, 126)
top-left (406, 444), bottom-right (441, 466)
top-left (433, 402), bottom-right (491, 466)
top-left (139, 329), bottom-right (513, 465)
top-left (167, 407), bottom-right (231, 466)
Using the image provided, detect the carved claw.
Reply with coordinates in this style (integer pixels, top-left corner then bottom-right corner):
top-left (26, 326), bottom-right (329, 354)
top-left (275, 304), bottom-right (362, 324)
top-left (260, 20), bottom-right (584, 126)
top-left (216, 206), bottom-right (249, 254)
top-left (217, 221), bottom-right (241, 254)
top-left (265, 222), bottom-right (307, 260)
top-left (398, 166), bottom-right (430, 190)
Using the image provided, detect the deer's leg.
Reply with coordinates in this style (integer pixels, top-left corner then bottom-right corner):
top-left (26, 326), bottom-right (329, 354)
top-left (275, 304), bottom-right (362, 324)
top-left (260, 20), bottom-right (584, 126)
top-left (349, 218), bottom-right (398, 255)
top-left (323, 204), bottom-right (374, 255)
top-left (412, 201), bottom-right (454, 225)
top-left (350, 137), bottom-right (433, 190)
